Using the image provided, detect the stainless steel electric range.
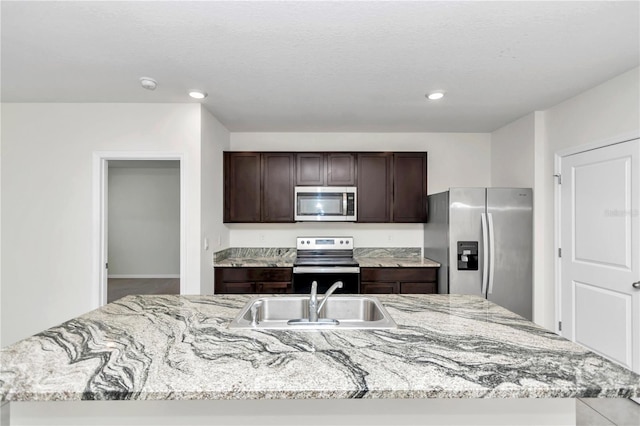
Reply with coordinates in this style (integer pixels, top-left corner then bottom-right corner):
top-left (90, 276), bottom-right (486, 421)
top-left (292, 236), bottom-right (360, 294)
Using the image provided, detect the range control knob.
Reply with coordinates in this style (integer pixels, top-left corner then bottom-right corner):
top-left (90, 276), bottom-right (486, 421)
top-left (340, 240), bottom-right (344, 244)
top-left (307, 240), bottom-right (311, 244)
top-left (346, 240), bottom-right (350, 245)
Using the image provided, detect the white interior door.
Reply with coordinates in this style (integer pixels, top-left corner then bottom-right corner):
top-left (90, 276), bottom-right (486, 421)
top-left (101, 160), bottom-right (109, 306)
top-left (560, 138), bottom-right (640, 375)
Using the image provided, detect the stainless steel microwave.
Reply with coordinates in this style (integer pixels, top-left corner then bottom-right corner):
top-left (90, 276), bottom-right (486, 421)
top-left (294, 186), bottom-right (357, 221)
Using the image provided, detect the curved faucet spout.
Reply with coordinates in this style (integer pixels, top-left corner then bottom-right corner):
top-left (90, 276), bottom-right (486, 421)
top-left (316, 281), bottom-right (343, 314)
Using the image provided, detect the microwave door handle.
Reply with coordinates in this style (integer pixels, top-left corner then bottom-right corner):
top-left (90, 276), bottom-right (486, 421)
top-left (343, 193), bottom-right (347, 214)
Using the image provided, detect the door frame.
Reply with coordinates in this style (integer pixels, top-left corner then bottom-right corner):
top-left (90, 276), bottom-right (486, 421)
top-left (92, 152), bottom-right (186, 307)
top-left (554, 130), bottom-right (640, 334)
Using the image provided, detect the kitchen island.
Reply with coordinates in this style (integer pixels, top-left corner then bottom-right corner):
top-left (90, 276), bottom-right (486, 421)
top-left (1, 294), bottom-right (639, 425)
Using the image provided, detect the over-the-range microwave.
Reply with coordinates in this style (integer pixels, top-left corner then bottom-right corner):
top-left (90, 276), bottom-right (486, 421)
top-left (294, 186), bottom-right (357, 221)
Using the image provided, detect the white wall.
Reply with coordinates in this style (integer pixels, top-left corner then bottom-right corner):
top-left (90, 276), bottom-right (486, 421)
top-left (229, 132), bottom-right (491, 248)
top-left (491, 113), bottom-right (535, 188)
top-left (490, 112), bottom-right (547, 328)
top-left (108, 163), bottom-right (180, 277)
top-left (1, 103), bottom-right (203, 346)
top-left (540, 66), bottom-right (640, 331)
top-left (489, 68), bottom-right (640, 331)
top-left (200, 108), bottom-right (230, 294)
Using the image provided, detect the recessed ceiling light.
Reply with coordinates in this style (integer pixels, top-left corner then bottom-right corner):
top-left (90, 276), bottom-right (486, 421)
top-left (426, 91), bottom-right (445, 100)
top-left (189, 90), bottom-right (208, 99)
top-left (139, 77), bottom-right (158, 91)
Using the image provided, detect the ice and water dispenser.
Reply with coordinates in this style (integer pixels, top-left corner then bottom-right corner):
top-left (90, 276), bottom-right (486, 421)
top-left (457, 241), bottom-right (478, 270)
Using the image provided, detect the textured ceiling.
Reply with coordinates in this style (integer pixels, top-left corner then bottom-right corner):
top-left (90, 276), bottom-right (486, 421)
top-left (2, 1), bottom-right (639, 132)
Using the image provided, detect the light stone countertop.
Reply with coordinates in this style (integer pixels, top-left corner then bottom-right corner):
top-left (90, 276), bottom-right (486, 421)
top-left (1, 294), bottom-right (638, 402)
top-left (213, 247), bottom-right (440, 268)
top-left (214, 257), bottom-right (296, 267)
top-left (355, 256), bottom-right (440, 268)
top-left (213, 257), bottom-right (440, 268)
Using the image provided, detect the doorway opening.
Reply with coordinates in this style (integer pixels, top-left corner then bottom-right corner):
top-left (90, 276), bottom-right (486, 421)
top-left (93, 153), bottom-right (186, 307)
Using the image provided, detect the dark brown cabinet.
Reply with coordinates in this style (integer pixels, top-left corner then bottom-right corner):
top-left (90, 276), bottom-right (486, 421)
top-left (295, 153), bottom-right (356, 186)
top-left (224, 152), bottom-right (294, 223)
top-left (393, 153), bottom-right (428, 222)
top-left (296, 153), bottom-right (325, 185)
top-left (262, 153), bottom-right (295, 222)
top-left (214, 268), bottom-right (293, 294)
top-left (224, 151), bottom-right (426, 223)
top-left (356, 152), bottom-right (427, 223)
top-left (357, 153), bottom-right (392, 222)
top-left (224, 152), bottom-right (261, 222)
top-left (326, 153), bottom-right (356, 186)
top-left (360, 267), bottom-right (437, 294)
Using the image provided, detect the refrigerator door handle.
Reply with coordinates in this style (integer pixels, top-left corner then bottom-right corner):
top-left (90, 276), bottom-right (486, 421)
top-left (481, 213), bottom-right (489, 295)
top-left (487, 212), bottom-right (496, 294)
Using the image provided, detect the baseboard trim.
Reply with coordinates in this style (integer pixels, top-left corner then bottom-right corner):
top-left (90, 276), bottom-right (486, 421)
top-left (108, 274), bottom-right (180, 279)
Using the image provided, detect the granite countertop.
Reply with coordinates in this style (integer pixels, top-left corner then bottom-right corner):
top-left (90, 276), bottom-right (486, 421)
top-left (355, 256), bottom-right (440, 268)
top-left (1, 294), bottom-right (638, 402)
top-left (213, 247), bottom-right (441, 268)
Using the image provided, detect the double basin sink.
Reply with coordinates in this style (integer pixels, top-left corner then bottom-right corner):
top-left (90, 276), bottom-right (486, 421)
top-left (228, 295), bottom-right (397, 330)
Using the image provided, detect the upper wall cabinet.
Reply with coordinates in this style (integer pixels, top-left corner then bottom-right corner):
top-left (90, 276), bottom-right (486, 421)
top-left (296, 153), bottom-right (325, 185)
top-left (357, 153), bottom-right (392, 222)
top-left (224, 151), bottom-right (426, 223)
top-left (262, 153), bottom-right (295, 222)
top-left (224, 152), bottom-right (261, 222)
top-left (393, 153), bottom-right (428, 222)
top-left (357, 152), bottom-right (428, 223)
top-left (224, 152), bottom-right (295, 223)
top-left (295, 153), bottom-right (356, 186)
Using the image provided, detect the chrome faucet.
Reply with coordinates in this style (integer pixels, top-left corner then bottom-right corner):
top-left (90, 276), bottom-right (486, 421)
top-left (308, 281), bottom-right (343, 322)
top-left (309, 281), bottom-right (319, 322)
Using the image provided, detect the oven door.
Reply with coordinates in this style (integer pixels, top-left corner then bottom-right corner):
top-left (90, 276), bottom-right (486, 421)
top-left (292, 266), bottom-right (360, 293)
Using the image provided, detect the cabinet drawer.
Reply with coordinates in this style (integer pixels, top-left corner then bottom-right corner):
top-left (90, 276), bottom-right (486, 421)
top-left (361, 267), bottom-right (436, 282)
top-left (361, 282), bottom-right (399, 294)
top-left (257, 282), bottom-right (292, 294)
top-left (217, 267), bottom-right (292, 282)
top-left (400, 282), bottom-right (436, 294)
top-left (216, 282), bottom-right (255, 294)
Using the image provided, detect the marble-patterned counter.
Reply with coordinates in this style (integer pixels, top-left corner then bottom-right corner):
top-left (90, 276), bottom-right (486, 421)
top-left (213, 247), bottom-right (440, 268)
top-left (214, 247), bottom-right (296, 267)
top-left (1, 294), bottom-right (638, 403)
top-left (355, 247), bottom-right (440, 267)
top-left (356, 257), bottom-right (440, 268)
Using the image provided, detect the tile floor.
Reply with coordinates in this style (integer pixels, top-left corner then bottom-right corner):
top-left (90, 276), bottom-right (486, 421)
top-left (107, 278), bottom-right (180, 303)
top-left (577, 398), bottom-right (639, 425)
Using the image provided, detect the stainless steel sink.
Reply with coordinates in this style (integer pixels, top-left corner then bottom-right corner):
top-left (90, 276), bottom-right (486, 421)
top-left (228, 296), bottom-right (397, 330)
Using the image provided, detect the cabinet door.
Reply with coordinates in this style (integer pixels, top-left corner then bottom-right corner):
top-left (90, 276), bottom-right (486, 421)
top-left (327, 153), bottom-right (356, 186)
top-left (224, 152), bottom-right (261, 222)
top-left (361, 282), bottom-right (399, 294)
top-left (393, 153), bottom-right (427, 222)
top-left (357, 153), bottom-right (392, 222)
top-left (296, 153), bottom-right (325, 185)
top-left (262, 153), bottom-right (295, 222)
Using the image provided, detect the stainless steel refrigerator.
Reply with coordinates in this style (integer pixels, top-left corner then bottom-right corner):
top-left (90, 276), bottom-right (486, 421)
top-left (424, 188), bottom-right (533, 320)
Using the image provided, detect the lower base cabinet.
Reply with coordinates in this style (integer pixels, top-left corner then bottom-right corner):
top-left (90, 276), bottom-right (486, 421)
top-left (215, 266), bottom-right (438, 295)
top-left (361, 267), bottom-right (437, 294)
top-left (214, 268), bottom-right (293, 294)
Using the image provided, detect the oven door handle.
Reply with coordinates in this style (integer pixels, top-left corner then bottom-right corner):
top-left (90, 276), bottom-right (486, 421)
top-left (293, 266), bottom-right (360, 274)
